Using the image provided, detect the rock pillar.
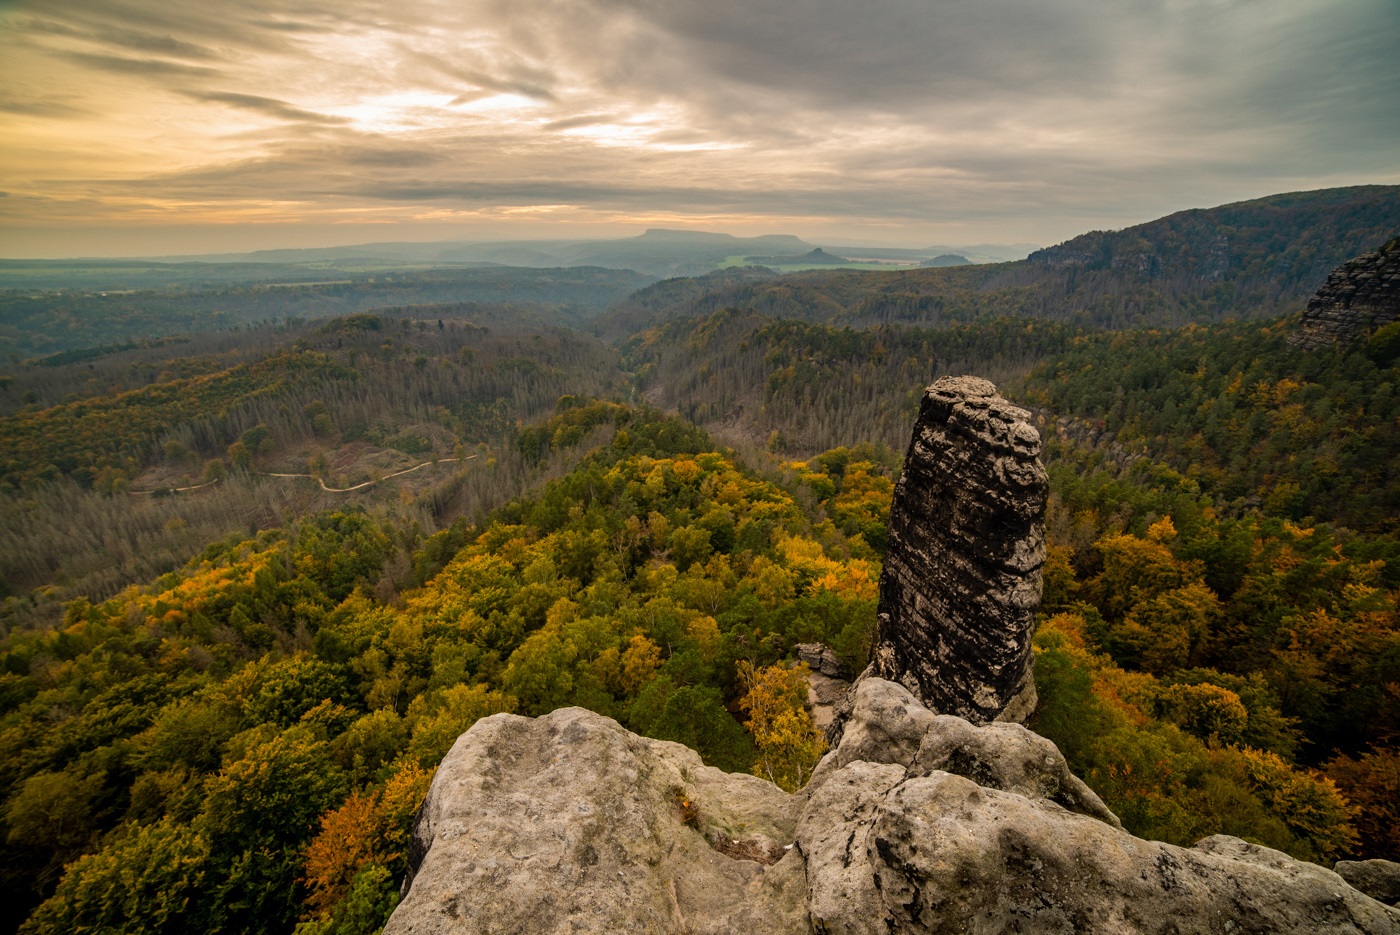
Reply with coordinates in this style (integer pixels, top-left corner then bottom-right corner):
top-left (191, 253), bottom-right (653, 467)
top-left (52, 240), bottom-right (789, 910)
top-left (870, 375), bottom-right (1047, 724)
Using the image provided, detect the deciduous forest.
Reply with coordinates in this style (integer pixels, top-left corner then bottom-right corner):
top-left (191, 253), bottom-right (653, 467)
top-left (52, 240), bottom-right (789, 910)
top-left (1, 186), bottom-right (1398, 934)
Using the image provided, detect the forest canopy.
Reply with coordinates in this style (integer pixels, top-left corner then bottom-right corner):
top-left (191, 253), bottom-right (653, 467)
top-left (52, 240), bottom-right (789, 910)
top-left (2, 191), bottom-right (1398, 934)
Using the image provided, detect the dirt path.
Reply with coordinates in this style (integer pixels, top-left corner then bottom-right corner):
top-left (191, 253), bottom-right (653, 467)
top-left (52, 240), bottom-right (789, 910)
top-left (260, 455), bottom-right (475, 492)
top-left (132, 455), bottom-right (476, 495)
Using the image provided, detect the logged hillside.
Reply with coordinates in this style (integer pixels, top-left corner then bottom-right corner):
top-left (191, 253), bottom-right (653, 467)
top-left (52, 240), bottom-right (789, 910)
top-left (624, 308), bottom-right (1080, 452)
top-left (595, 185), bottom-right (1400, 337)
top-left (0, 312), bottom-right (629, 631)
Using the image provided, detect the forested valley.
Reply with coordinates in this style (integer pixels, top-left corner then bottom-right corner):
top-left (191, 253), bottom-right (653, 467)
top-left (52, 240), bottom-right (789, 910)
top-left (0, 266), bottom-right (653, 359)
top-left (1, 186), bottom-right (1398, 935)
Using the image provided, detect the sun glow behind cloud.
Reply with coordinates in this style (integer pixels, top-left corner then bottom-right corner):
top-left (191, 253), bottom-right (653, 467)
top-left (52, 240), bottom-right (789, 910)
top-left (0, 0), bottom-right (1397, 255)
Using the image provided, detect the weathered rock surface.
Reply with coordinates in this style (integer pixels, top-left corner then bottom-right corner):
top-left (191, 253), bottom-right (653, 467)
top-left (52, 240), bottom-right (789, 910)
top-left (1337, 859), bottom-right (1400, 907)
top-left (795, 642), bottom-right (849, 679)
top-left (809, 679), bottom-right (1119, 827)
top-left (867, 375), bottom-right (1047, 725)
top-left (1291, 236), bottom-right (1400, 349)
top-left (387, 706), bottom-right (807, 935)
top-left (386, 678), bottom-right (1400, 934)
top-left (802, 774), bottom-right (1395, 935)
top-left (798, 642), bottom-right (853, 733)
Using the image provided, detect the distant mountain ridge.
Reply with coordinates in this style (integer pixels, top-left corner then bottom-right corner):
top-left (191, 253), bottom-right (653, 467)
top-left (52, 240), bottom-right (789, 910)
top-left (1024, 185), bottom-right (1400, 293)
top-left (129, 232), bottom-right (1031, 279)
top-left (594, 185), bottom-right (1400, 336)
top-left (743, 247), bottom-right (851, 266)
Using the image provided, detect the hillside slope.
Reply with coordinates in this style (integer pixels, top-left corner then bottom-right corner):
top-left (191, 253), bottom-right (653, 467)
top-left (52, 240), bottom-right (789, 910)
top-left (595, 186), bottom-right (1400, 336)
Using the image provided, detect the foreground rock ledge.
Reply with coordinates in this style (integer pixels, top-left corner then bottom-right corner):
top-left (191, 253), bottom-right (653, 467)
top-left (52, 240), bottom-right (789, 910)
top-left (385, 679), bottom-right (1399, 935)
top-left (869, 375), bottom-right (1047, 725)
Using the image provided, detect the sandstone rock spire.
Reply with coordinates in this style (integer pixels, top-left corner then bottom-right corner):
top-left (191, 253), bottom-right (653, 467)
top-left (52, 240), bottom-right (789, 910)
top-left (869, 375), bottom-right (1046, 724)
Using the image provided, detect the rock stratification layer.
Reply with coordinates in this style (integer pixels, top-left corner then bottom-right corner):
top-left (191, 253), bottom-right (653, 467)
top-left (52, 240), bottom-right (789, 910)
top-left (385, 679), bottom-right (1400, 935)
top-left (870, 375), bottom-right (1046, 724)
top-left (1291, 236), bottom-right (1400, 349)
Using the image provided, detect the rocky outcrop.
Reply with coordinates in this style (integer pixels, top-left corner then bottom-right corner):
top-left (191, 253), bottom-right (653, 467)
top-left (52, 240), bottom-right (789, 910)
top-left (795, 642), bottom-right (849, 679)
top-left (1337, 860), bottom-right (1400, 907)
top-left (1291, 236), bottom-right (1400, 349)
top-left (387, 706), bottom-right (808, 935)
top-left (808, 679), bottom-right (1120, 828)
top-left (867, 376), bottom-right (1047, 725)
top-left (385, 678), bottom-right (1400, 935)
top-left (796, 643), bottom-right (851, 733)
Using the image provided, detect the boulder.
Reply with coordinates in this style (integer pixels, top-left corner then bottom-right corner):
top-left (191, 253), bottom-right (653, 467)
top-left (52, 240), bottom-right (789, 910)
top-left (795, 642), bottom-right (849, 679)
top-left (1337, 860), bottom-right (1400, 907)
top-left (810, 678), bottom-right (1118, 826)
top-left (386, 707), bottom-right (806, 935)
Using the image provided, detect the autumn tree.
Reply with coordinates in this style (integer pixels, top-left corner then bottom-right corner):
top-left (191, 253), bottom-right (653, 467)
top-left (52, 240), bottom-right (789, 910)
top-left (738, 661), bottom-right (827, 792)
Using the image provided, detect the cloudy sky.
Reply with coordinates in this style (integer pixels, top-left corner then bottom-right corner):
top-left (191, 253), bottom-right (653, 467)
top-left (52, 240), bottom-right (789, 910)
top-left (1, 0), bottom-right (1397, 256)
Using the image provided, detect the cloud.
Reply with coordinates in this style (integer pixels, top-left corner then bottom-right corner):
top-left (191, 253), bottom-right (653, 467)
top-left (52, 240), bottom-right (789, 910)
top-left (0, 0), bottom-right (1397, 250)
top-left (181, 90), bottom-right (349, 124)
top-left (541, 113), bottom-right (621, 132)
top-left (57, 50), bottom-right (220, 78)
top-left (0, 95), bottom-right (87, 117)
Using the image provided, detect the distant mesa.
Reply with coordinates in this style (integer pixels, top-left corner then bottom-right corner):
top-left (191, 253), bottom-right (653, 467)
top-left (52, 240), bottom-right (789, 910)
top-left (920, 253), bottom-right (971, 267)
top-left (742, 247), bottom-right (850, 266)
top-left (634, 228), bottom-right (747, 244)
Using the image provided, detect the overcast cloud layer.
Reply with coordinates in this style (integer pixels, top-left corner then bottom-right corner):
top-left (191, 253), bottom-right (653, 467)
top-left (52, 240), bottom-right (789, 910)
top-left (1, 0), bottom-right (1397, 255)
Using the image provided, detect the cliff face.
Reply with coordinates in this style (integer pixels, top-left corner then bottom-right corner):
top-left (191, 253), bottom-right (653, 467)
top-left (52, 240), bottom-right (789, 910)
top-left (385, 680), bottom-right (1400, 934)
top-left (1291, 236), bottom-right (1400, 349)
top-left (869, 375), bottom-right (1046, 724)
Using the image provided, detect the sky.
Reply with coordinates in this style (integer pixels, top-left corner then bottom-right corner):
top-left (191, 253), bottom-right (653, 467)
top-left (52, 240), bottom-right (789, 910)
top-left (0, 0), bottom-right (1397, 257)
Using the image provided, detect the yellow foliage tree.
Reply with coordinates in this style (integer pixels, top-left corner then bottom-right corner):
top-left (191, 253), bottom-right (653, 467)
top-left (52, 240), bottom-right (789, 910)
top-left (738, 661), bottom-right (827, 792)
top-left (302, 762), bottom-right (435, 920)
top-left (1232, 747), bottom-right (1358, 862)
top-left (620, 635), bottom-right (662, 694)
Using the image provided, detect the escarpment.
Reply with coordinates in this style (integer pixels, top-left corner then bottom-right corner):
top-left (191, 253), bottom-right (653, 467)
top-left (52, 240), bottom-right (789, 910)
top-left (867, 375), bottom-right (1046, 725)
top-left (386, 680), bottom-right (1400, 934)
top-left (1291, 236), bottom-right (1400, 349)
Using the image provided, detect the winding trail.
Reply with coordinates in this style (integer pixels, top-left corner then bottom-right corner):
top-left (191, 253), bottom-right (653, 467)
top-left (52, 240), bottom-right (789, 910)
top-left (260, 455), bottom-right (474, 492)
top-left (132, 454), bottom-right (475, 496)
